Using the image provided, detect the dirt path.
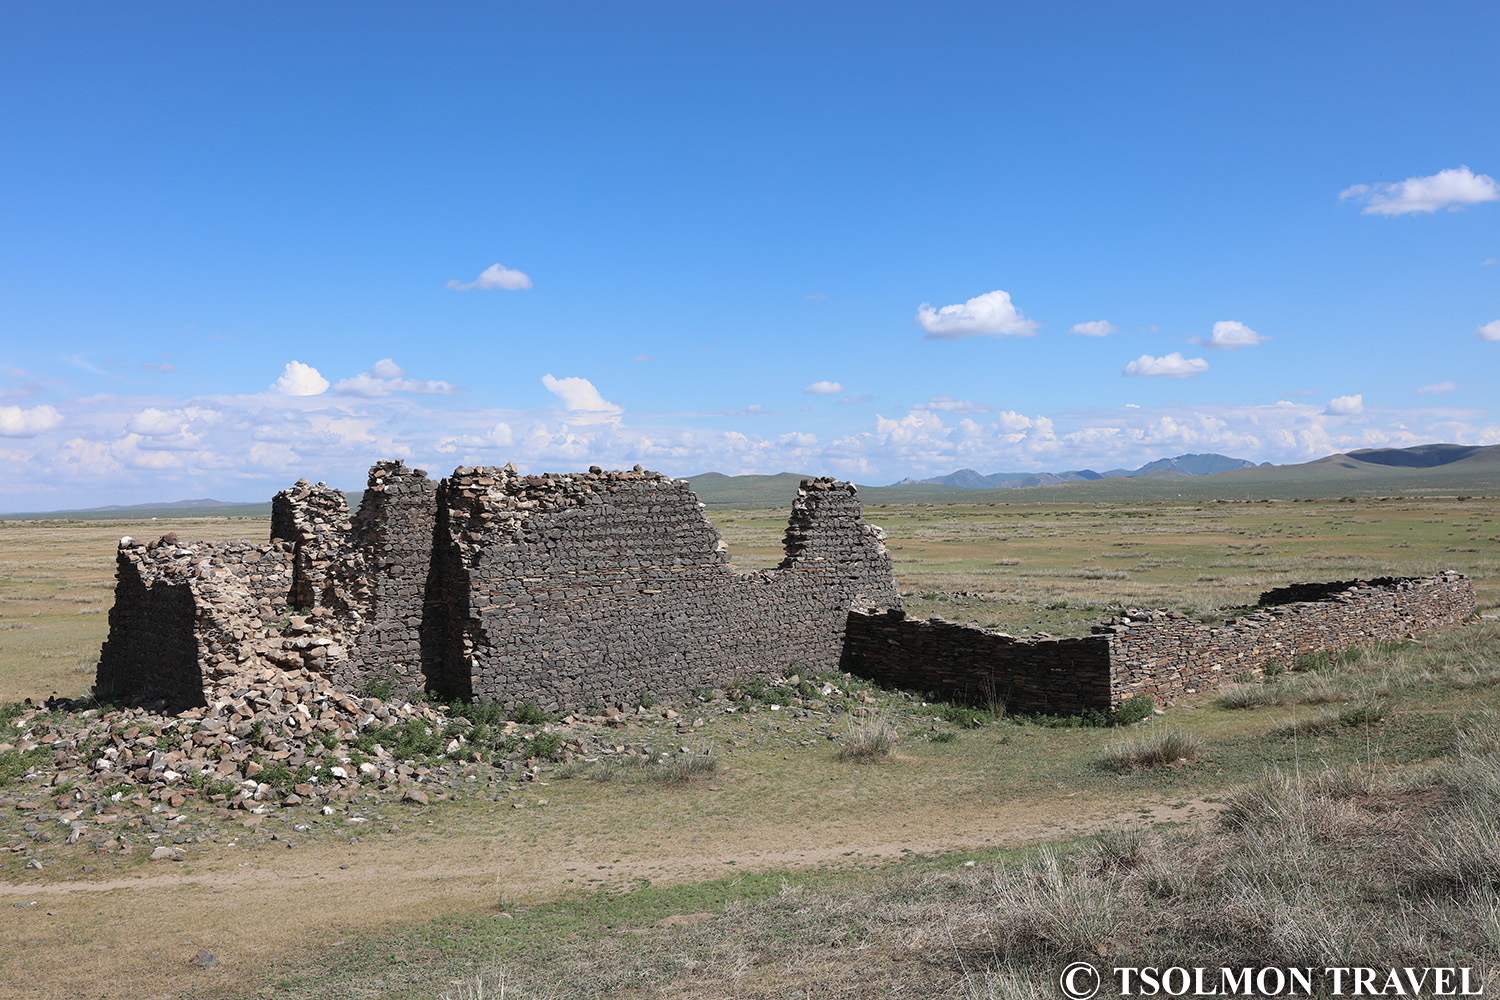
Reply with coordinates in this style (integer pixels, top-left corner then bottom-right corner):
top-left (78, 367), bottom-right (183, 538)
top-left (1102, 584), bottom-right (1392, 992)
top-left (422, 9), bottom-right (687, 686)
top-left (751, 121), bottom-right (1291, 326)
top-left (0, 793), bottom-right (1219, 1000)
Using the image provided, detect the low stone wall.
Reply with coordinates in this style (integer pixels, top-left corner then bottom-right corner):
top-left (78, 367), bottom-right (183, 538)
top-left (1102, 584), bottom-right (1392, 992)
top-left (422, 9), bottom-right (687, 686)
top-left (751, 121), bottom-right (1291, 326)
top-left (840, 611), bottom-right (1112, 714)
top-left (1104, 571), bottom-right (1476, 704)
top-left (839, 573), bottom-right (1476, 713)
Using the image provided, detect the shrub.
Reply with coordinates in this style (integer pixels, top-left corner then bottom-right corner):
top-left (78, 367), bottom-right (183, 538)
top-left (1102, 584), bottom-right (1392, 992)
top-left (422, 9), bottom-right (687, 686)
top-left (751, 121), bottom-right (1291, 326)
top-left (836, 721), bottom-right (899, 762)
top-left (358, 677), bottom-right (395, 701)
top-left (508, 701), bottom-right (556, 726)
top-left (1113, 693), bottom-right (1154, 725)
top-left (527, 733), bottom-right (565, 762)
top-left (1099, 730), bottom-right (1203, 772)
top-left (930, 731), bottom-right (960, 744)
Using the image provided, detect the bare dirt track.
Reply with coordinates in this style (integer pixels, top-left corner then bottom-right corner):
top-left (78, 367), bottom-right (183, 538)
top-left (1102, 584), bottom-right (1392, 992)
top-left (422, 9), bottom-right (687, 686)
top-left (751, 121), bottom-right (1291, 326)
top-left (0, 788), bottom-right (1212, 1000)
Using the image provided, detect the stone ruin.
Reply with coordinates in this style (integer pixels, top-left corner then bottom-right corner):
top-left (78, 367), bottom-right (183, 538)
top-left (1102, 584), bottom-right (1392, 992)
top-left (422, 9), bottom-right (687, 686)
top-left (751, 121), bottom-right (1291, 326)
top-left (95, 458), bottom-right (1479, 718)
top-left (841, 572), bottom-right (1477, 713)
top-left (96, 461), bottom-right (903, 713)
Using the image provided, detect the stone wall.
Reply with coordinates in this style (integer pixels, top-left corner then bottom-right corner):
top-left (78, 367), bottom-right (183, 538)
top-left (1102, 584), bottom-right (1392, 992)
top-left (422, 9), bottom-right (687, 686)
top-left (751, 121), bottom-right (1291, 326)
top-left (839, 572), bottom-right (1476, 713)
top-left (98, 461), bottom-right (901, 712)
top-left (98, 459), bottom-right (1477, 716)
top-left (344, 461), bottom-right (438, 696)
top-left (840, 611), bottom-right (1113, 714)
top-left (427, 466), bottom-right (901, 710)
top-left (1104, 571), bottom-right (1476, 704)
top-left (96, 536), bottom-right (296, 708)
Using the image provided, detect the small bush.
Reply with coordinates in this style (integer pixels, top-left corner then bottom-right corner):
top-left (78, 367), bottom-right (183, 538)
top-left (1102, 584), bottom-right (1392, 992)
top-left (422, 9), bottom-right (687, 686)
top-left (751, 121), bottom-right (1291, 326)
top-left (1113, 694), bottom-right (1154, 726)
top-left (930, 731), bottom-right (960, 744)
top-left (1263, 659), bottom-right (1286, 678)
top-left (358, 677), bottom-right (395, 701)
top-left (527, 733), bottom-right (565, 762)
top-left (1295, 650), bottom-right (1333, 673)
top-left (836, 721), bottom-right (899, 762)
top-left (1099, 730), bottom-right (1203, 772)
top-left (508, 701), bottom-right (557, 726)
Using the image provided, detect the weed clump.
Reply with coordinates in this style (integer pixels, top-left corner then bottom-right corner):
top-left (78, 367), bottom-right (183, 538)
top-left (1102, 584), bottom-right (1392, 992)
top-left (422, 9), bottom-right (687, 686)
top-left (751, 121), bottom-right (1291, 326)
top-left (1112, 693), bottom-right (1154, 725)
top-left (1099, 730), bottom-right (1203, 772)
top-left (836, 721), bottom-right (899, 762)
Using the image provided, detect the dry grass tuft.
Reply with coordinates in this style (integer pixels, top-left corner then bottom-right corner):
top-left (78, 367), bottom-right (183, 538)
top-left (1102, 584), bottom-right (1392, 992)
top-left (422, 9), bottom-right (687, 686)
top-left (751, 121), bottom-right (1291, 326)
top-left (835, 720), bottom-right (899, 762)
top-left (1098, 729), bottom-right (1203, 771)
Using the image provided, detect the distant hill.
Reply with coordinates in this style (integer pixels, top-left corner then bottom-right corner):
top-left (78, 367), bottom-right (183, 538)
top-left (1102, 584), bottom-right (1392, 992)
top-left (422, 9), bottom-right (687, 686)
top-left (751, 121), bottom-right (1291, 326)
top-left (900, 453), bottom-right (1259, 489)
top-left (686, 443), bottom-right (1500, 507)
top-left (10, 444), bottom-right (1498, 519)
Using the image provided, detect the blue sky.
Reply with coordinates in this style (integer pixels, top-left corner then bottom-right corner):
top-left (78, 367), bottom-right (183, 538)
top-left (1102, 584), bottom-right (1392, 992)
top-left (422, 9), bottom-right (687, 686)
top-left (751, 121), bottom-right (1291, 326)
top-left (2, 2), bottom-right (1498, 509)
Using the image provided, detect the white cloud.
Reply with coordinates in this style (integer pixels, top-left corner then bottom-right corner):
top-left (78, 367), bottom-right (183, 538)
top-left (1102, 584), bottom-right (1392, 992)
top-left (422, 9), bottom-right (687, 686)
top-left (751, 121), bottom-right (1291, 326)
top-left (805, 381), bottom-right (844, 395)
top-left (1340, 166), bottom-right (1500, 216)
top-left (0, 404), bottom-right (62, 437)
top-left (916, 289), bottom-right (1040, 339)
top-left (1069, 320), bottom-right (1118, 338)
top-left (1325, 394), bottom-right (1364, 416)
top-left (1418, 381), bottom-right (1459, 394)
top-left (541, 374), bottom-right (622, 424)
top-left (333, 360), bottom-right (455, 398)
top-left (1194, 320), bottom-right (1269, 350)
top-left (445, 263), bottom-right (533, 291)
top-left (912, 395), bottom-right (988, 414)
top-left (1478, 320), bottom-right (1500, 341)
top-left (272, 361), bottom-right (329, 396)
top-left (1122, 353), bottom-right (1210, 378)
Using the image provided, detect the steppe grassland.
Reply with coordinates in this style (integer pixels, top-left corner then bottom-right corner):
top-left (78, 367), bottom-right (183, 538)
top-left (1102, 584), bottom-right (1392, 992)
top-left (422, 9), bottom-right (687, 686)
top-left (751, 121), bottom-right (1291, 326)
top-left (0, 498), bottom-right (1497, 999)
top-left (717, 496), bottom-right (1500, 634)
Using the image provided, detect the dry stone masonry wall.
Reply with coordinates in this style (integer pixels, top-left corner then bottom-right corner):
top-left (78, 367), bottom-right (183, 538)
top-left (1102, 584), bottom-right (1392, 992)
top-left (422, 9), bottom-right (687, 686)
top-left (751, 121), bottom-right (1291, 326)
top-left (840, 571), bottom-right (1476, 712)
top-left (97, 459), bottom-right (1478, 716)
top-left (98, 461), bottom-right (902, 713)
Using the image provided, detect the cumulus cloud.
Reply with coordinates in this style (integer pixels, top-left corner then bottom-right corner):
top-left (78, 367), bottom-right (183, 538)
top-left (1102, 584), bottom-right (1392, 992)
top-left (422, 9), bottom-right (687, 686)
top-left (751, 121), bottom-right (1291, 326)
top-left (0, 404), bottom-right (62, 437)
top-left (445, 263), bottom-right (533, 291)
top-left (1340, 166), bottom-right (1499, 216)
top-left (333, 359), bottom-right (456, 398)
top-left (1069, 320), bottom-right (1118, 337)
top-left (1194, 320), bottom-right (1269, 350)
top-left (805, 381), bottom-right (844, 395)
top-left (541, 374), bottom-right (622, 424)
top-left (1122, 353), bottom-right (1210, 378)
top-left (272, 361), bottom-right (329, 396)
top-left (915, 290), bottom-right (1040, 339)
top-left (1418, 381), bottom-right (1459, 394)
top-left (1325, 394), bottom-right (1364, 416)
top-left (1478, 320), bottom-right (1500, 341)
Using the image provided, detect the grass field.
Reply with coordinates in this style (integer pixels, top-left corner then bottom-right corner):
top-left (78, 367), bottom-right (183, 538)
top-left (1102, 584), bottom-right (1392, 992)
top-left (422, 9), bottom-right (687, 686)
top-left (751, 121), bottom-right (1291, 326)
top-left (0, 499), bottom-right (1496, 999)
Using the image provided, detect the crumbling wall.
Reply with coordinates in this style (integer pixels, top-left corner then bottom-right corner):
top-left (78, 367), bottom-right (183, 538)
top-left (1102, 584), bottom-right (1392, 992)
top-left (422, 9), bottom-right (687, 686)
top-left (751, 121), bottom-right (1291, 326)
top-left (428, 467), bottom-right (900, 710)
top-left (1104, 571), bottom-right (1476, 703)
top-left (840, 611), bottom-right (1112, 714)
top-left (98, 461), bottom-right (900, 713)
top-left (343, 460), bottom-right (438, 695)
top-left (96, 537), bottom-right (296, 708)
top-left (839, 572), bottom-right (1476, 713)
